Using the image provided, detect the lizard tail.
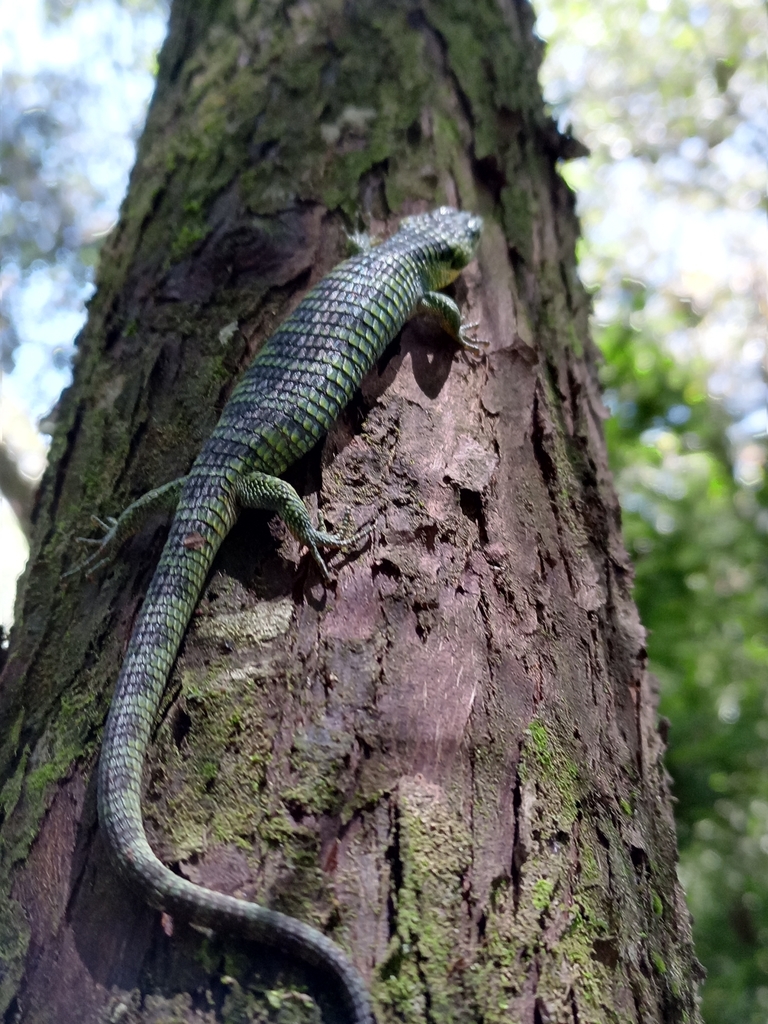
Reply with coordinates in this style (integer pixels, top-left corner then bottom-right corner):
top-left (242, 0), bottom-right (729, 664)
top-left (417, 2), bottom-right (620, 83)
top-left (97, 513), bottom-right (373, 1023)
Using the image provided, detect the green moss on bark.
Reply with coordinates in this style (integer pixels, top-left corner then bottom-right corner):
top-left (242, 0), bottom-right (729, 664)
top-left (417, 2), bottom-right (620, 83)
top-left (376, 777), bottom-right (473, 1021)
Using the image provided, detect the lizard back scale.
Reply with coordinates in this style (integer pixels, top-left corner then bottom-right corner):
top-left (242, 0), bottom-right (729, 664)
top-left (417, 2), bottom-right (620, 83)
top-left (77, 207), bottom-right (483, 1024)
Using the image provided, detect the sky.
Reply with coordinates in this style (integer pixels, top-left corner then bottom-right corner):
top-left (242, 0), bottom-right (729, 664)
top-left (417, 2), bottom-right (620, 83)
top-left (0, 0), bottom-right (167, 420)
top-left (0, 0), bottom-right (167, 625)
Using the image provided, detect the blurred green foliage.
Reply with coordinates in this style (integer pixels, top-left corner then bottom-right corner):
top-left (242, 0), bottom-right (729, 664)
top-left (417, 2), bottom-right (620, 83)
top-left (598, 284), bottom-right (768, 1022)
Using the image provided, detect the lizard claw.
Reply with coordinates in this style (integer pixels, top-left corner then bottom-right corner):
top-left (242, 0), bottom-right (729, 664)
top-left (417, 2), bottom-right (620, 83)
top-left (62, 520), bottom-right (121, 580)
top-left (459, 321), bottom-right (489, 354)
top-left (306, 511), bottom-right (373, 582)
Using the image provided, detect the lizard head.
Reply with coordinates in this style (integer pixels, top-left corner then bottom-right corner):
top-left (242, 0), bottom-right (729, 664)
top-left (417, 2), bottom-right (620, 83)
top-left (398, 206), bottom-right (483, 288)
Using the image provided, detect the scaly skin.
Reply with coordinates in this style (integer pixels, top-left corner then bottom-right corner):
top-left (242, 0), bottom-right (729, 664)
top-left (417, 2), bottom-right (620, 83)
top-left (80, 207), bottom-right (483, 1023)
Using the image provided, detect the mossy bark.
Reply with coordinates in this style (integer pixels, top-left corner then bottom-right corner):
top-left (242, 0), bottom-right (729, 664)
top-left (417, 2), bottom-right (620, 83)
top-left (0, 0), bottom-right (703, 1022)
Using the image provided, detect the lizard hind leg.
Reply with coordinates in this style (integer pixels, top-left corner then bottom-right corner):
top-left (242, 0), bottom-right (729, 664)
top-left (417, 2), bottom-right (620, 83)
top-left (63, 476), bottom-right (187, 579)
top-left (235, 472), bottom-right (369, 582)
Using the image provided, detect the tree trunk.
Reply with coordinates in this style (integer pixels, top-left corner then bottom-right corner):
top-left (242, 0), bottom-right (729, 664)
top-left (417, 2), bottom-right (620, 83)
top-left (0, 0), bottom-right (703, 1021)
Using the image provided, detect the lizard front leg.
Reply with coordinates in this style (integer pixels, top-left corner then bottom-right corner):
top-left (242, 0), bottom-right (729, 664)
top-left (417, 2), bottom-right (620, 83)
top-left (414, 290), bottom-right (485, 352)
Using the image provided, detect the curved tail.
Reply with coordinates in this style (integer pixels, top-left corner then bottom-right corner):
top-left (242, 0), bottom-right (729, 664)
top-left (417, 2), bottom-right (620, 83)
top-left (97, 511), bottom-right (373, 1023)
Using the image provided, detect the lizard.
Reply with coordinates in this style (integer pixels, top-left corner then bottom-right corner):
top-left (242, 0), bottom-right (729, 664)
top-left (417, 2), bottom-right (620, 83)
top-left (71, 206), bottom-right (483, 1024)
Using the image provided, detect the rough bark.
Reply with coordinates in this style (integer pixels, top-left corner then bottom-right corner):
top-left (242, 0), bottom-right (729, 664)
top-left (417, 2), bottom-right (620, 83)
top-left (0, 1), bottom-right (703, 1022)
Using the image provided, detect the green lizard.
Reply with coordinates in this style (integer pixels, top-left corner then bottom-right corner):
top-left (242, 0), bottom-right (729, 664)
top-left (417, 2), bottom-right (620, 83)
top-left (72, 206), bottom-right (483, 1023)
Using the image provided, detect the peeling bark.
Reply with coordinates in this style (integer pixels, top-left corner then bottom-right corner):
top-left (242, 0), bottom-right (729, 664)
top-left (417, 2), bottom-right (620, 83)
top-left (0, 0), bottom-right (702, 1022)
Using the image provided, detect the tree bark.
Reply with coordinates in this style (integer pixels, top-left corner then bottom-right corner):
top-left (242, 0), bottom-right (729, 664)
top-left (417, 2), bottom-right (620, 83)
top-left (0, 0), bottom-right (703, 1022)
